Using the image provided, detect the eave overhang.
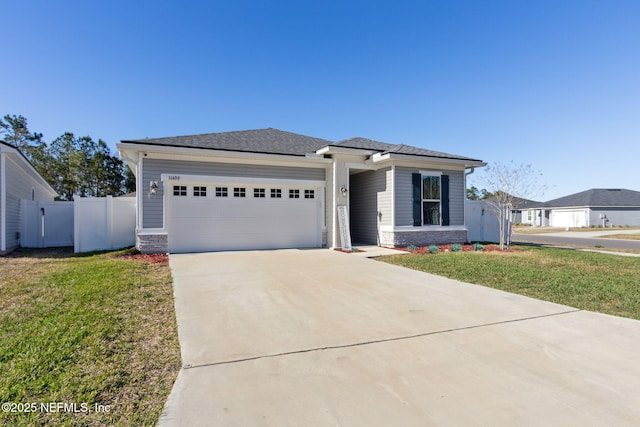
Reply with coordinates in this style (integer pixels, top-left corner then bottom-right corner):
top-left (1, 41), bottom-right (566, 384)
top-left (371, 152), bottom-right (487, 168)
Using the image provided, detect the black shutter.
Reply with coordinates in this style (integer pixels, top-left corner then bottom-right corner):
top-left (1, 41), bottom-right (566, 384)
top-left (412, 173), bottom-right (422, 226)
top-left (441, 175), bottom-right (450, 226)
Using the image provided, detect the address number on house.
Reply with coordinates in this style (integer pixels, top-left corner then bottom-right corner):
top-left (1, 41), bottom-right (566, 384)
top-left (168, 176), bottom-right (181, 181)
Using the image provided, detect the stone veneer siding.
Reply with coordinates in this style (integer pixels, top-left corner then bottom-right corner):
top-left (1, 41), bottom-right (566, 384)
top-left (380, 229), bottom-right (468, 247)
top-left (138, 233), bottom-right (169, 254)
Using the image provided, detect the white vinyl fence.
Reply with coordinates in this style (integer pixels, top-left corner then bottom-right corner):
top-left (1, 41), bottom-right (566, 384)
top-left (21, 200), bottom-right (74, 248)
top-left (74, 196), bottom-right (136, 253)
top-left (21, 196), bottom-right (136, 252)
top-left (465, 200), bottom-right (500, 243)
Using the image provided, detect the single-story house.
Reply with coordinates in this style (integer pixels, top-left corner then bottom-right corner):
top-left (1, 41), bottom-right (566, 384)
top-left (520, 188), bottom-right (640, 228)
top-left (117, 128), bottom-right (486, 254)
top-left (0, 140), bottom-right (58, 254)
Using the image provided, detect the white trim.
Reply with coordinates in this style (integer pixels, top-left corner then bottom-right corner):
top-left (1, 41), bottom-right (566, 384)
top-left (1, 152), bottom-right (6, 252)
top-left (315, 146), bottom-right (374, 156)
top-left (137, 153), bottom-right (144, 231)
top-left (332, 158), bottom-right (338, 248)
top-left (137, 228), bottom-right (168, 235)
top-left (391, 165), bottom-right (396, 228)
top-left (118, 143), bottom-right (332, 168)
top-left (380, 225), bottom-right (467, 232)
top-left (345, 161), bottom-right (374, 171)
top-left (372, 152), bottom-right (487, 168)
top-left (160, 174), bottom-right (325, 188)
top-left (419, 170), bottom-right (442, 176)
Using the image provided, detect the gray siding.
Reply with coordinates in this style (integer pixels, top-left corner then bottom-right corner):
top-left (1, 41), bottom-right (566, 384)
top-left (349, 168), bottom-right (391, 244)
top-left (0, 158), bottom-right (3, 248)
top-left (395, 167), bottom-right (465, 226)
top-left (589, 208), bottom-right (640, 227)
top-left (142, 158), bottom-right (326, 229)
top-left (4, 157), bottom-right (55, 250)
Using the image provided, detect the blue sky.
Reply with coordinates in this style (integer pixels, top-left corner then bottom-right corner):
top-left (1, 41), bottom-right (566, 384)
top-left (2, 0), bottom-right (639, 200)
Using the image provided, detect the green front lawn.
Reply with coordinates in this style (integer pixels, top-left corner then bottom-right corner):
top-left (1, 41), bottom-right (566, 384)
top-left (378, 247), bottom-right (640, 321)
top-left (0, 248), bottom-right (181, 426)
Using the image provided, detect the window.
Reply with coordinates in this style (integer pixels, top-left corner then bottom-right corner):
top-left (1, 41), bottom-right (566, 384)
top-left (215, 187), bottom-right (228, 197)
top-left (289, 189), bottom-right (300, 199)
top-left (422, 176), bottom-right (440, 225)
top-left (173, 185), bottom-right (187, 196)
top-left (233, 187), bottom-right (246, 198)
top-left (193, 186), bottom-right (207, 197)
top-left (304, 189), bottom-right (315, 199)
top-left (254, 188), bottom-right (266, 198)
top-left (271, 188), bottom-right (282, 198)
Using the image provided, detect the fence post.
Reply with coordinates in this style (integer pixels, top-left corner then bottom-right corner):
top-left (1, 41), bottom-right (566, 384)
top-left (107, 196), bottom-right (113, 250)
top-left (74, 198), bottom-right (80, 252)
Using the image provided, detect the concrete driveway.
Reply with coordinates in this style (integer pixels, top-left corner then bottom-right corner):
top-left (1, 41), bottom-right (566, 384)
top-left (159, 249), bottom-right (640, 426)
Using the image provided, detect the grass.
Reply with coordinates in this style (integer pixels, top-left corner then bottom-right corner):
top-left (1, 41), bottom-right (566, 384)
top-left (0, 248), bottom-right (181, 426)
top-left (378, 246), bottom-right (640, 321)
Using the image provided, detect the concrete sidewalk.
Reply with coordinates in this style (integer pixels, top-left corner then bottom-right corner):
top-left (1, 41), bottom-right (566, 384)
top-left (160, 249), bottom-right (640, 426)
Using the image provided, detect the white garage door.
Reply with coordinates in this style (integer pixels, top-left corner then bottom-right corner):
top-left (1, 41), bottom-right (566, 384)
top-left (167, 177), bottom-right (323, 253)
top-left (551, 209), bottom-right (587, 228)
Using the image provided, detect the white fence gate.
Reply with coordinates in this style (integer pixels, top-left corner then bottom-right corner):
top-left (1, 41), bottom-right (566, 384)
top-left (74, 196), bottom-right (136, 253)
top-left (21, 200), bottom-right (74, 248)
top-left (465, 200), bottom-right (500, 243)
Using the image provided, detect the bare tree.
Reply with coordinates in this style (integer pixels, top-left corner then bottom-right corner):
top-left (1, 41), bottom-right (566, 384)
top-left (481, 162), bottom-right (546, 249)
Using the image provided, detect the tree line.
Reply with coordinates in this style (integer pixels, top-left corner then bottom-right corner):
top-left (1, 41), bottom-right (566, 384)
top-left (0, 114), bottom-right (134, 200)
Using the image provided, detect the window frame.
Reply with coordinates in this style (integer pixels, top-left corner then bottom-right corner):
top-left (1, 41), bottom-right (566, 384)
top-left (254, 188), bottom-right (266, 198)
top-left (420, 172), bottom-right (442, 226)
top-left (270, 188), bottom-right (282, 198)
top-left (193, 186), bottom-right (207, 197)
top-left (233, 187), bottom-right (246, 198)
top-left (289, 189), bottom-right (300, 199)
top-left (215, 186), bottom-right (228, 197)
top-left (173, 185), bottom-right (187, 196)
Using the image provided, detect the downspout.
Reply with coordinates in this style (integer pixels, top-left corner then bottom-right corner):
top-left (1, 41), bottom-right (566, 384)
top-left (463, 167), bottom-right (475, 233)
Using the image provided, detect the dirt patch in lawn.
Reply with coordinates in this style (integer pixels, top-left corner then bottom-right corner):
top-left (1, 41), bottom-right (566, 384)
top-left (117, 252), bottom-right (169, 264)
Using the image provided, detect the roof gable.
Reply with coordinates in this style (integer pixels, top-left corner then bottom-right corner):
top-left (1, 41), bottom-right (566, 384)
top-left (0, 140), bottom-right (58, 197)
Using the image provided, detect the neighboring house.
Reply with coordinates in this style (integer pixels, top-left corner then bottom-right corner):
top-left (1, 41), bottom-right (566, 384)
top-left (509, 197), bottom-right (540, 224)
top-left (0, 140), bottom-right (58, 254)
top-left (117, 128), bottom-right (486, 254)
top-left (520, 188), bottom-right (640, 228)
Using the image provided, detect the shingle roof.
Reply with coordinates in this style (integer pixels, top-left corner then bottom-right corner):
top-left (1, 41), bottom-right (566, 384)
top-left (336, 137), bottom-right (482, 162)
top-left (122, 128), bottom-right (333, 156)
top-left (121, 128), bottom-right (482, 162)
top-left (531, 189), bottom-right (640, 208)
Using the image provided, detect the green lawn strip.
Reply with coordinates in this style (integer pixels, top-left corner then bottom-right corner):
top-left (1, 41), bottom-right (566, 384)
top-left (0, 251), bottom-right (180, 426)
top-left (378, 247), bottom-right (640, 321)
top-left (597, 234), bottom-right (640, 241)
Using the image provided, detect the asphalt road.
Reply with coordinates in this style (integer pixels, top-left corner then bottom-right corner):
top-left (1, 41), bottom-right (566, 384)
top-left (513, 233), bottom-right (640, 251)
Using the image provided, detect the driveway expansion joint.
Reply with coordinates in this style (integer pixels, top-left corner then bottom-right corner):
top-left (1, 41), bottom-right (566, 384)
top-left (182, 308), bottom-right (582, 370)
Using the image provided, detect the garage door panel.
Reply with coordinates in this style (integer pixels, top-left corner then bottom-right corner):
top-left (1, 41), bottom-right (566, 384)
top-left (168, 182), bottom-right (322, 253)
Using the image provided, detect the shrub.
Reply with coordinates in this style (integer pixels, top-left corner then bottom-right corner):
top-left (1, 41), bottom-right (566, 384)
top-left (428, 245), bottom-right (439, 254)
top-left (473, 243), bottom-right (484, 251)
top-left (451, 243), bottom-right (462, 252)
top-left (407, 245), bottom-right (418, 251)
